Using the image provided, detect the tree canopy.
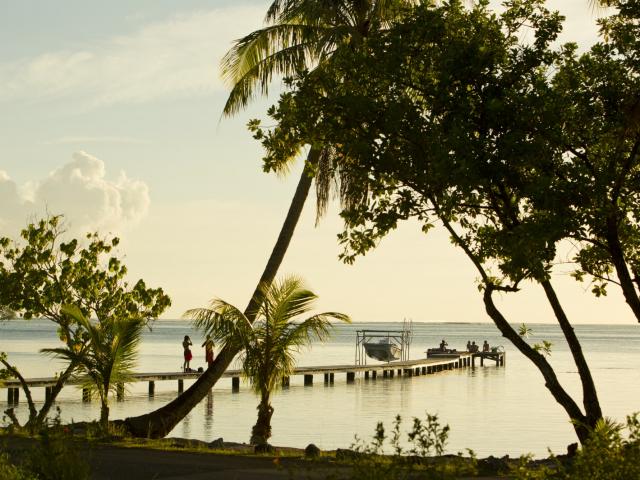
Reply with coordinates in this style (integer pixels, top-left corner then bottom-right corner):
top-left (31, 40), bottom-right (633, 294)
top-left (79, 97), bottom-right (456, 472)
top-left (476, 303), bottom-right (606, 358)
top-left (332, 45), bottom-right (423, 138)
top-left (250, 0), bottom-right (640, 442)
top-left (0, 216), bottom-right (170, 429)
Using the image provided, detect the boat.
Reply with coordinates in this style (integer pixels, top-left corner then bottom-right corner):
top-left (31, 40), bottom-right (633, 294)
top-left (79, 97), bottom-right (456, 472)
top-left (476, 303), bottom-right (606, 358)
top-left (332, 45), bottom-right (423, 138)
top-left (363, 339), bottom-right (401, 362)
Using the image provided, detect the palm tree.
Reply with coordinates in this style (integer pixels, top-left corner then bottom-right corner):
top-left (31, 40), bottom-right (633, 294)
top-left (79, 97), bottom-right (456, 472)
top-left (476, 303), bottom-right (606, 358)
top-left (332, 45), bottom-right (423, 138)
top-left (45, 305), bottom-right (143, 429)
top-left (122, 0), bottom-right (416, 438)
top-left (185, 275), bottom-right (350, 445)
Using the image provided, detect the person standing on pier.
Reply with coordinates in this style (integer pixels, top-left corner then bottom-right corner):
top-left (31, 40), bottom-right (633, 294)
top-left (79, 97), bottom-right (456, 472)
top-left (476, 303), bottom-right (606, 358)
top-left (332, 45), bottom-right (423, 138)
top-left (202, 334), bottom-right (215, 367)
top-left (183, 335), bottom-right (193, 372)
top-left (466, 340), bottom-right (471, 352)
top-left (483, 340), bottom-right (490, 352)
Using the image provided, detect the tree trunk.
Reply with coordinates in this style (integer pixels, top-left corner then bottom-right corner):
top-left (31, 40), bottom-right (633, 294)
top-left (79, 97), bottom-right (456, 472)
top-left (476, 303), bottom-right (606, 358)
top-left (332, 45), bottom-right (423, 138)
top-left (250, 394), bottom-right (274, 445)
top-left (605, 215), bottom-right (640, 322)
top-left (540, 280), bottom-right (602, 425)
top-left (483, 285), bottom-right (593, 443)
top-left (29, 363), bottom-right (76, 428)
top-left (120, 151), bottom-right (318, 438)
top-left (101, 401), bottom-right (109, 430)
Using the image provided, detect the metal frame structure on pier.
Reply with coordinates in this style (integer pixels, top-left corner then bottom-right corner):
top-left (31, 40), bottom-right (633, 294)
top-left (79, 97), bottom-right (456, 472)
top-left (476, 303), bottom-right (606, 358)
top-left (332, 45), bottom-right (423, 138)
top-left (355, 319), bottom-right (413, 365)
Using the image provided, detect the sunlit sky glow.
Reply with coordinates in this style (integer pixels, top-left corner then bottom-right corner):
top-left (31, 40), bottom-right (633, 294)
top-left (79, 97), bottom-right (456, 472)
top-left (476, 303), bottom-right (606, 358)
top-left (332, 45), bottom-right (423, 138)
top-left (1, 1), bottom-right (631, 324)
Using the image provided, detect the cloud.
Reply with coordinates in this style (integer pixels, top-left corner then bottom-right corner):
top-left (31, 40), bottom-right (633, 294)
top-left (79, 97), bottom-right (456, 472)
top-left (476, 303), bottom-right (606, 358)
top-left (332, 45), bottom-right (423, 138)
top-left (0, 5), bottom-right (264, 108)
top-left (0, 151), bottom-right (150, 235)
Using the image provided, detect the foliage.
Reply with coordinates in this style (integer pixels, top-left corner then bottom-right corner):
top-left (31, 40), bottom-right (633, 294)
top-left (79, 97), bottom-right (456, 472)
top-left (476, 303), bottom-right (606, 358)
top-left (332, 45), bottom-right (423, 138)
top-left (186, 275), bottom-right (350, 445)
top-left (250, 0), bottom-right (640, 441)
top-left (43, 305), bottom-right (145, 428)
top-left (332, 413), bottom-right (476, 480)
top-left (0, 216), bottom-right (170, 429)
top-left (0, 452), bottom-right (34, 480)
top-left (512, 413), bottom-right (640, 480)
top-left (23, 414), bottom-right (91, 480)
top-left (0, 306), bottom-right (15, 320)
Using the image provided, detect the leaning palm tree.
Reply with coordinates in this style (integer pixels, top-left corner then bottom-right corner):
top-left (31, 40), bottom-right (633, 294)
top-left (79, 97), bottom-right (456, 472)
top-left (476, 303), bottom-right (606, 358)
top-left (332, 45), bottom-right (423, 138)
top-left (122, 0), bottom-right (416, 438)
top-left (186, 275), bottom-right (350, 446)
top-left (45, 305), bottom-right (143, 429)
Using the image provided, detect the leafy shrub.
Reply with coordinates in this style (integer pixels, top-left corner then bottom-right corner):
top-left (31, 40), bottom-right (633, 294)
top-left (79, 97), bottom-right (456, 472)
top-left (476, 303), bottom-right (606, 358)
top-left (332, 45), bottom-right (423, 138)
top-left (512, 413), bottom-right (640, 480)
top-left (23, 415), bottom-right (91, 480)
top-left (0, 452), bottom-right (34, 480)
top-left (333, 413), bottom-right (476, 480)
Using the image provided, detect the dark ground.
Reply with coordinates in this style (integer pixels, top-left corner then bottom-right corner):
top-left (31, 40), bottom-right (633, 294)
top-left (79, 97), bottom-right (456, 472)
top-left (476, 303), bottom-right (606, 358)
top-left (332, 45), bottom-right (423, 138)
top-left (1, 435), bottom-right (509, 479)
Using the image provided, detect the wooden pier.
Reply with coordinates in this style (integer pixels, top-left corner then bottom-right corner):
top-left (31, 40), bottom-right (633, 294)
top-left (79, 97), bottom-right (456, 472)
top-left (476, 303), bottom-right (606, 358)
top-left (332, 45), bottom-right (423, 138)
top-left (1, 351), bottom-right (504, 404)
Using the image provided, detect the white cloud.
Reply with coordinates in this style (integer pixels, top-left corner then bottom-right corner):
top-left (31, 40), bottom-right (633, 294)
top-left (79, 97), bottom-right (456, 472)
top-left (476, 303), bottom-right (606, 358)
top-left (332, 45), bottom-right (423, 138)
top-left (0, 5), bottom-right (264, 107)
top-left (0, 151), bottom-right (150, 235)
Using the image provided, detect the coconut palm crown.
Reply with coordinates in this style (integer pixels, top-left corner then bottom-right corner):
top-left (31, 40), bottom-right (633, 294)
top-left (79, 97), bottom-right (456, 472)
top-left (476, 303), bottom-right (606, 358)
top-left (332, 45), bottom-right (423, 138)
top-left (43, 305), bottom-right (144, 428)
top-left (185, 275), bottom-right (350, 445)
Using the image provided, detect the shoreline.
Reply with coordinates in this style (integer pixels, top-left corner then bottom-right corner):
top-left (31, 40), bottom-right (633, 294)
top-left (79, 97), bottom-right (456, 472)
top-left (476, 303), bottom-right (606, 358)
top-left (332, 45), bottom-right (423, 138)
top-left (0, 431), bottom-right (540, 479)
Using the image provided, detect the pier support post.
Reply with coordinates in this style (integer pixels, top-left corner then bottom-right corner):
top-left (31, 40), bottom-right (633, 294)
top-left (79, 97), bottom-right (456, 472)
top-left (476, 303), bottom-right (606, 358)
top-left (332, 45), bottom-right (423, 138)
top-left (372, 370), bottom-right (377, 379)
top-left (45, 386), bottom-right (53, 402)
top-left (397, 369), bottom-right (402, 376)
top-left (383, 370), bottom-right (388, 378)
top-left (364, 371), bottom-right (370, 380)
top-left (346, 372), bottom-right (355, 383)
top-left (82, 388), bottom-right (90, 402)
top-left (415, 367), bottom-right (420, 376)
top-left (148, 381), bottom-right (155, 397)
top-left (282, 376), bottom-right (290, 388)
top-left (8, 388), bottom-right (19, 404)
top-left (480, 356), bottom-right (484, 367)
top-left (304, 374), bottom-right (313, 386)
top-left (232, 377), bottom-right (240, 393)
top-left (421, 367), bottom-right (427, 374)
top-left (116, 383), bottom-right (124, 401)
top-left (329, 372), bottom-right (335, 384)
top-left (389, 369), bottom-right (394, 378)
top-left (178, 379), bottom-right (184, 394)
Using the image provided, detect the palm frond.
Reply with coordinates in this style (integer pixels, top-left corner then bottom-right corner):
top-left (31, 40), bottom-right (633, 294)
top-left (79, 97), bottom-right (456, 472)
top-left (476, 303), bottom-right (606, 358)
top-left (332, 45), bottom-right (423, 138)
top-left (185, 299), bottom-right (254, 349)
top-left (222, 24), bottom-right (326, 116)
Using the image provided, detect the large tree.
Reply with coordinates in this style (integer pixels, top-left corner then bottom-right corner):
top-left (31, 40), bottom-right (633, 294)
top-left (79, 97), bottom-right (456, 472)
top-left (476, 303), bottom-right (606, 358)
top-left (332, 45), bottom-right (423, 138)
top-left (122, 0), bottom-right (417, 438)
top-left (248, 0), bottom-right (640, 443)
top-left (0, 216), bottom-right (170, 430)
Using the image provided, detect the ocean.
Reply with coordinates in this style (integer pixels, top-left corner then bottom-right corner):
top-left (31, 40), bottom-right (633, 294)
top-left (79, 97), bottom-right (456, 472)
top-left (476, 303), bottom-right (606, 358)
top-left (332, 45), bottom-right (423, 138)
top-left (1, 319), bottom-right (639, 458)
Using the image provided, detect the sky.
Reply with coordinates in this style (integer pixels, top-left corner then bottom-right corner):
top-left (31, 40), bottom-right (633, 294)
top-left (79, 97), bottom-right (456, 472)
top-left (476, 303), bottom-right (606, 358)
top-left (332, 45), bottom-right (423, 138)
top-left (0, 0), bottom-right (633, 325)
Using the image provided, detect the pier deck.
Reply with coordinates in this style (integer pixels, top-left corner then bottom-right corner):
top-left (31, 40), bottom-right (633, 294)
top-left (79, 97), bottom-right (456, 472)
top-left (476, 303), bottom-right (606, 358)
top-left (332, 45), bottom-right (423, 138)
top-left (2, 351), bottom-right (504, 403)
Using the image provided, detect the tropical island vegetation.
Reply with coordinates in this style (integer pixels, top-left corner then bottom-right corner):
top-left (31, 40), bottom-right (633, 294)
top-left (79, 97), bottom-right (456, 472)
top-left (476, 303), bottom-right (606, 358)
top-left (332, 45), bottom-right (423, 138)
top-left (1, 0), bottom-right (640, 478)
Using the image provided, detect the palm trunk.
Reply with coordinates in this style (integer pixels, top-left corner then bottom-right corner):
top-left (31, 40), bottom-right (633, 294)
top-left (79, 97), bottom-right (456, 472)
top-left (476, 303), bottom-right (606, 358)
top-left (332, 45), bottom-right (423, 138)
top-left (120, 151), bottom-right (318, 438)
top-left (101, 402), bottom-right (110, 429)
top-left (250, 393), bottom-right (274, 445)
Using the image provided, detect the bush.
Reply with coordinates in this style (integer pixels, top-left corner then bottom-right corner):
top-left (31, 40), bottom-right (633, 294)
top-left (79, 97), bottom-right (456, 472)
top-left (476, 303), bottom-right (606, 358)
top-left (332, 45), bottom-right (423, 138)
top-left (23, 416), bottom-right (91, 480)
top-left (334, 413), bottom-right (476, 480)
top-left (0, 452), bottom-right (34, 480)
top-left (512, 413), bottom-right (640, 480)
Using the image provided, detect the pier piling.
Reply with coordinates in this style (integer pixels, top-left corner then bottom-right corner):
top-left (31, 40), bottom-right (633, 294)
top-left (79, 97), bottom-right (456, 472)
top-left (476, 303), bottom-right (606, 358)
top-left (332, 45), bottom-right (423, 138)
top-left (232, 377), bottom-right (240, 393)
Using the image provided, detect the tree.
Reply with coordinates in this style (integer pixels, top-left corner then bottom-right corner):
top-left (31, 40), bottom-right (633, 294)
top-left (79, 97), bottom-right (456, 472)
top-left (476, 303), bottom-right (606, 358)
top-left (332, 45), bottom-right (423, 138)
top-left (248, 0), bottom-right (640, 443)
top-left (0, 216), bottom-right (170, 430)
top-left (43, 305), bottom-right (144, 429)
top-left (185, 275), bottom-right (349, 446)
top-left (122, 0), bottom-right (416, 438)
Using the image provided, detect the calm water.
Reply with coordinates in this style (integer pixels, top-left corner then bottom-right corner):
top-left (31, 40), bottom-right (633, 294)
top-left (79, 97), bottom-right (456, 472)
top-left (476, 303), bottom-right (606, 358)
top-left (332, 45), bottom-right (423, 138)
top-left (1, 320), bottom-right (639, 457)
